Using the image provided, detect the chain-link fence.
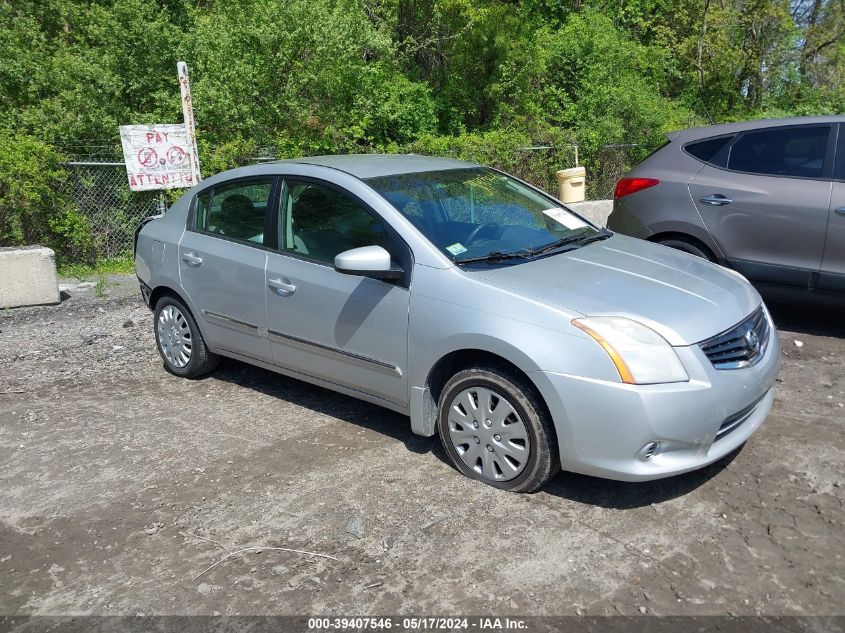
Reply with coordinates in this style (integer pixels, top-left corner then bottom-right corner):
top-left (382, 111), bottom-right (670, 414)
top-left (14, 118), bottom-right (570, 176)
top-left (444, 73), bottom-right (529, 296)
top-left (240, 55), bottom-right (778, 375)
top-left (61, 161), bottom-right (162, 260)
top-left (585, 143), bottom-right (649, 199)
top-left (56, 141), bottom-right (643, 263)
top-left (503, 143), bottom-right (644, 200)
top-left (55, 142), bottom-right (164, 262)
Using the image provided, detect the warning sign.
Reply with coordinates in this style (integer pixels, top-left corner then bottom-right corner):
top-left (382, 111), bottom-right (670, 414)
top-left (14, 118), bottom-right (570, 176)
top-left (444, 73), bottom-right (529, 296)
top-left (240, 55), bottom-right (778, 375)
top-left (119, 124), bottom-right (198, 191)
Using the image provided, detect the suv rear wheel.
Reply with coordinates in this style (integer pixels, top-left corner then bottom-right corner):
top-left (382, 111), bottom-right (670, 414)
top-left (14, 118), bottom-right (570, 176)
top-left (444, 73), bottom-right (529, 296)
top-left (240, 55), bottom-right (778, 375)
top-left (657, 236), bottom-right (716, 262)
top-left (437, 365), bottom-right (558, 492)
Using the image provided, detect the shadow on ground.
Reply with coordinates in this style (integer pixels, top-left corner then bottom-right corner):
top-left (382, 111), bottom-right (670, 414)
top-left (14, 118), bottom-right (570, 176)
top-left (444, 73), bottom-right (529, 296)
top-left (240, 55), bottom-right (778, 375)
top-left (193, 357), bottom-right (745, 510)
top-left (758, 285), bottom-right (845, 338)
top-left (207, 357), bottom-right (439, 458)
top-left (542, 447), bottom-right (740, 509)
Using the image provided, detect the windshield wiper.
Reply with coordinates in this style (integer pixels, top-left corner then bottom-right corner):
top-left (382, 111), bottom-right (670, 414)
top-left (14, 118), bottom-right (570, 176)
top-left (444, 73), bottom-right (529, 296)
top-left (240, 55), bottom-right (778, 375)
top-left (455, 249), bottom-right (533, 265)
top-left (529, 228), bottom-right (612, 257)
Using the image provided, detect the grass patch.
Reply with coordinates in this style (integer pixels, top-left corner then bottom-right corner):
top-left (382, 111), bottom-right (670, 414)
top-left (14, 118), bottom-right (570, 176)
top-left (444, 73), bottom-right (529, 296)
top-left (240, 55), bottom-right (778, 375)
top-left (94, 274), bottom-right (108, 298)
top-left (58, 256), bottom-right (135, 280)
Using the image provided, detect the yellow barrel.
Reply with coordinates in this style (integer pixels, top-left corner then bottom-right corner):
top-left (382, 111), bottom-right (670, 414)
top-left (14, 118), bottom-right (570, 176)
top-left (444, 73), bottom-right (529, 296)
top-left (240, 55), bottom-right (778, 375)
top-left (555, 166), bottom-right (587, 204)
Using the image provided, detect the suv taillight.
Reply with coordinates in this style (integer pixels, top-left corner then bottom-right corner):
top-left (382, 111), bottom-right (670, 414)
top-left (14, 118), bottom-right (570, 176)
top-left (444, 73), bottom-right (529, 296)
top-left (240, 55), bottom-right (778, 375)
top-left (614, 177), bottom-right (659, 199)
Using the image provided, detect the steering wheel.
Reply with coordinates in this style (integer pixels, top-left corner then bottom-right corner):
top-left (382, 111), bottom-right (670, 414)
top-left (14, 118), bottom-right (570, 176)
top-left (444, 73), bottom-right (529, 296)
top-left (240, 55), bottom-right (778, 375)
top-left (465, 221), bottom-right (500, 245)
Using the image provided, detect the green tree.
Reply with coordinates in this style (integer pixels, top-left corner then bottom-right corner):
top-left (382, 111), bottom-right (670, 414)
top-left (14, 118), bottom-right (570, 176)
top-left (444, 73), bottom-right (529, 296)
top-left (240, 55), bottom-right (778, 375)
top-left (0, 132), bottom-right (91, 259)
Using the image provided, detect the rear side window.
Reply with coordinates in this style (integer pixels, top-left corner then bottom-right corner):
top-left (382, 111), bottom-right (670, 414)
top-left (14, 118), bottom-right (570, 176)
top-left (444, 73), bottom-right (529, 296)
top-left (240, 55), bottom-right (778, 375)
top-left (728, 125), bottom-right (831, 178)
top-left (685, 136), bottom-right (733, 164)
top-left (195, 179), bottom-right (273, 245)
top-left (836, 126), bottom-right (845, 180)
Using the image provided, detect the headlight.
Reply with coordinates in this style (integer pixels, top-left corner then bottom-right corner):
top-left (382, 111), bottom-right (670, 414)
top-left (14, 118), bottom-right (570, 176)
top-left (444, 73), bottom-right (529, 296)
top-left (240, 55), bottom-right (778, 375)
top-left (572, 316), bottom-right (689, 384)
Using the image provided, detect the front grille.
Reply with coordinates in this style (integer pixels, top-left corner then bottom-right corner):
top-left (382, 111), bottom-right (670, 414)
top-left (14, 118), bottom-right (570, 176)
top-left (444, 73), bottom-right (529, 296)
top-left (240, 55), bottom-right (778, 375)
top-left (699, 306), bottom-right (769, 369)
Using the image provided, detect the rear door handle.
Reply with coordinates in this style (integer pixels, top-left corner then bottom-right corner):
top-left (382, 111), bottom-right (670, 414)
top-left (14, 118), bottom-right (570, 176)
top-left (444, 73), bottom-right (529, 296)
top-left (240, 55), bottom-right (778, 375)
top-left (835, 207), bottom-right (845, 216)
top-left (268, 278), bottom-right (296, 295)
top-left (700, 194), bottom-right (733, 206)
top-left (182, 252), bottom-right (203, 266)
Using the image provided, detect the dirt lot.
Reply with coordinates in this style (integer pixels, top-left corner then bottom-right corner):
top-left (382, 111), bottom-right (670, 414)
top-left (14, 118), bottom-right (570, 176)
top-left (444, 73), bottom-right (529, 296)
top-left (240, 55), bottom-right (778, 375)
top-left (1, 274), bottom-right (843, 619)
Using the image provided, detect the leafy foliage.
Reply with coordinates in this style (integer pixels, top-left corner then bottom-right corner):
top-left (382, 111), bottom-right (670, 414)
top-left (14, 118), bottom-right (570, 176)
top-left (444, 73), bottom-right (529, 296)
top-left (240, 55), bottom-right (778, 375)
top-left (0, 132), bottom-right (92, 260)
top-left (0, 0), bottom-right (842, 261)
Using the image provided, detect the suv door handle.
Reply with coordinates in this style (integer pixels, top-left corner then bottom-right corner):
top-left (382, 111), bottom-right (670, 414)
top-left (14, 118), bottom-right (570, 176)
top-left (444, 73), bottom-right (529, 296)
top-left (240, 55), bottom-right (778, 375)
top-left (182, 252), bottom-right (203, 266)
top-left (835, 207), bottom-right (845, 216)
top-left (700, 194), bottom-right (733, 206)
top-left (268, 278), bottom-right (296, 295)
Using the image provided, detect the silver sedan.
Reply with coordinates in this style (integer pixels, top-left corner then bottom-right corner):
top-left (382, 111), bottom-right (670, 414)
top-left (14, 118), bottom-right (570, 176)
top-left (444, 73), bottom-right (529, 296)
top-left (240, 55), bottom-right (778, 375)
top-left (135, 154), bottom-right (781, 492)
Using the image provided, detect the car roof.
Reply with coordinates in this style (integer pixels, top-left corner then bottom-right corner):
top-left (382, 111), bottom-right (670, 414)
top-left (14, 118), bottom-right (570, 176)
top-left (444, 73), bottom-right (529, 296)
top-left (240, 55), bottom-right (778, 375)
top-left (669, 115), bottom-right (845, 142)
top-left (273, 153), bottom-right (479, 179)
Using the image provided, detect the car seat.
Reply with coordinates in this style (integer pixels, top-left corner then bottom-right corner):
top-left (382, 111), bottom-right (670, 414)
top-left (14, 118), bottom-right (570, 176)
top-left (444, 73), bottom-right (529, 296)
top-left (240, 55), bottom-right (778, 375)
top-left (216, 194), bottom-right (260, 240)
top-left (293, 188), bottom-right (351, 260)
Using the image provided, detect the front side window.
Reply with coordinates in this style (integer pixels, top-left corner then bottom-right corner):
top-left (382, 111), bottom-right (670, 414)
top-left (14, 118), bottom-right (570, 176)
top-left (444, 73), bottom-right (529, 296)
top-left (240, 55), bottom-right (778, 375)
top-left (195, 179), bottom-right (273, 244)
top-left (366, 168), bottom-right (599, 263)
top-left (728, 126), bottom-right (831, 178)
top-left (279, 180), bottom-right (390, 263)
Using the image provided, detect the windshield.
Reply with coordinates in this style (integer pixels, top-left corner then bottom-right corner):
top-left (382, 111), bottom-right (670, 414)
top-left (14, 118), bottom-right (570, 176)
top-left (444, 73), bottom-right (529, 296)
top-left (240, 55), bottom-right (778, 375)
top-left (365, 167), bottom-right (599, 263)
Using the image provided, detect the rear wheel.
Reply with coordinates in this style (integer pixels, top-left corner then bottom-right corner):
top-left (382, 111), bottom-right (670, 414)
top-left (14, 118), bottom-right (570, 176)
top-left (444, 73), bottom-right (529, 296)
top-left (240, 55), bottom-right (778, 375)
top-left (153, 295), bottom-right (219, 378)
top-left (437, 365), bottom-right (558, 492)
top-left (657, 236), bottom-right (715, 262)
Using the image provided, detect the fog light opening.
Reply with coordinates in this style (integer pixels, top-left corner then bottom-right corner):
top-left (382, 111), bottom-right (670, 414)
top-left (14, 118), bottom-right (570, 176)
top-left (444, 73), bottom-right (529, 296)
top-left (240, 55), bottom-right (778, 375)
top-left (640, 442), bottom-right (662, 462)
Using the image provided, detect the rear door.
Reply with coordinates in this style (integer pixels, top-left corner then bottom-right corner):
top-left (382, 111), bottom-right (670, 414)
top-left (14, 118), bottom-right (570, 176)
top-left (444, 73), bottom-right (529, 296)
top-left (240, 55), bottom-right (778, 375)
top-left (820, 124), bottom-right (845, 291)
top-left (689, 124), bottom-right (835, 286)
top-left (178, 177), bottom-right (278, 363)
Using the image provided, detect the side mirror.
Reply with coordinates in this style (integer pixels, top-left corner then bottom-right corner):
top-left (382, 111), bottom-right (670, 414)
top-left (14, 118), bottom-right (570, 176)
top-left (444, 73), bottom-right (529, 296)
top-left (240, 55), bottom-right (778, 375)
top-left (334, 245), bottom-right (403, 280)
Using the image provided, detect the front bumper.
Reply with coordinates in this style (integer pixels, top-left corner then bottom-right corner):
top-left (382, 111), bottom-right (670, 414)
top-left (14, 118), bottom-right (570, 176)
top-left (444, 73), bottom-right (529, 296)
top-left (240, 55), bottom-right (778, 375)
top-left (536, 314), bottom-right (782, 481)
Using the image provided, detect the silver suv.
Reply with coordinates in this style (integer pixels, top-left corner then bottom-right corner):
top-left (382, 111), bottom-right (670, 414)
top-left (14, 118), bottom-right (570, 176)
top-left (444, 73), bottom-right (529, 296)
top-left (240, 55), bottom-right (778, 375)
top-left (135, 155), bottom-right (781, 492)
top-left (608, 116), bottom-right (845, 292)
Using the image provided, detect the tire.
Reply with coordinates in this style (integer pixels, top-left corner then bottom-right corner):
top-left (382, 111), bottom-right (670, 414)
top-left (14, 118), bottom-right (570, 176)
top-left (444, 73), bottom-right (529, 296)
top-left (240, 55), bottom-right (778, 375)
top-left (657, 236), bottom-right (716, 262)
top-left (153, 295), bottom-right (219, 378)
top-left (437, 365), bottom-right (559, 492)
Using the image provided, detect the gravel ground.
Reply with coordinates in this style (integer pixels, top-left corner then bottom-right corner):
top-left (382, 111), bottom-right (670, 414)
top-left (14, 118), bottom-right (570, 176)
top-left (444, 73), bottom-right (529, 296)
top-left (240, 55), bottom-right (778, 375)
top-left (0, 274), bottom-right (843, 618)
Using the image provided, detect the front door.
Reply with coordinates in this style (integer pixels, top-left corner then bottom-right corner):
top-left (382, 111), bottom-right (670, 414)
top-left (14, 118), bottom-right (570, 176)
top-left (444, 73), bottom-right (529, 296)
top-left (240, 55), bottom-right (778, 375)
top-left (265, 179), bottom-right (410, 407)
top-left (178, 177), bottom-right (277, 363)
top-left (689, 124), bottom-right (834, 286)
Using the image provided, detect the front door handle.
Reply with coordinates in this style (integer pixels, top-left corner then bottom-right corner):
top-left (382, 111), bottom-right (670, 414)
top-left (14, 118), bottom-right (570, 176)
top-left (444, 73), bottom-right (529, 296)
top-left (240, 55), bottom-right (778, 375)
top-left (835, 206), bottom-right (845, 216)
top-left (182, 252), bottom-right (203, 266)
top-left (268, 278), bottom-right (296, 295)
top-left (700, 194), bottom-right (733, 206)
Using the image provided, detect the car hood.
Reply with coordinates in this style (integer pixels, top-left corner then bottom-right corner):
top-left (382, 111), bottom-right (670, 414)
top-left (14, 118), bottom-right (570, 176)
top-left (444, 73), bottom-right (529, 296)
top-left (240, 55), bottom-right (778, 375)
top-left (469, 234), bottom-right (761, 346)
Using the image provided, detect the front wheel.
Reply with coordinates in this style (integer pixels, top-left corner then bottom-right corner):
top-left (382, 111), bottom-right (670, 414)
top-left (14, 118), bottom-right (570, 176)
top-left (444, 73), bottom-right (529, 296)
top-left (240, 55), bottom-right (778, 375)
top-left (153, 295), bottom-right (219, 378)
top-left (437, 366), bottom-right (559, 492)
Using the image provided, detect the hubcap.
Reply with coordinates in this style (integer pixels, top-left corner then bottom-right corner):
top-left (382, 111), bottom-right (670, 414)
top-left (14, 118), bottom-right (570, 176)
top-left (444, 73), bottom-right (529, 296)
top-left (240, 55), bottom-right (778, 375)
top-left (447, 386), bottom-right (530, 482)
top-left (157, 305), bottom-right (192, 368)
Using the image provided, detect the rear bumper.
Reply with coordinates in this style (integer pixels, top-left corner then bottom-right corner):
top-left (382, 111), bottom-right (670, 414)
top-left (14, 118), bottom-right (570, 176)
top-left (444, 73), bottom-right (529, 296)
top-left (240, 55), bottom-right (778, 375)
top-left (138, 277), bottom-right (152, 309)
top-left (536, 313), bottom-right (781, 481)
top-left (606, 199), bottom-right (652, 238)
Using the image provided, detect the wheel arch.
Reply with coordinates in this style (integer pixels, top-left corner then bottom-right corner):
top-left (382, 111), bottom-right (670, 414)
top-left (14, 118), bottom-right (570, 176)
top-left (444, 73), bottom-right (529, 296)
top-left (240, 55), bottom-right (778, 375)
top-left (148, 284), bottom-right (212, 344)
top-left (149, 284), bottom-right (182, 312)
top-left (410, 348), bottom-right (556, 442)
top-left (647, 230), bottom-right (720, 261)
top-left (644, 220), bottom-right (725, 262)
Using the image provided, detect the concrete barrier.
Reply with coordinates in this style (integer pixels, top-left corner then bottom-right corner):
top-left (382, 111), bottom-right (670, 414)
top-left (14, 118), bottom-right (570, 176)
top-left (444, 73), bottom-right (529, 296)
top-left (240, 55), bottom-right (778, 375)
top-left (0, 246), bottom-right (60, 308)
top-left (568, 199), bottom-right (613, 227)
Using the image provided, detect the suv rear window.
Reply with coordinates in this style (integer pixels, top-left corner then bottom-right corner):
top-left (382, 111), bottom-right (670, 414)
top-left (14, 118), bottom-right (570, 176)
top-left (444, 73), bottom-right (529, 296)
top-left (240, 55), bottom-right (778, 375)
top-left (684, 136), bottom-right (733, 164)
top-left (728, 125), bottom-right (830, 178)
